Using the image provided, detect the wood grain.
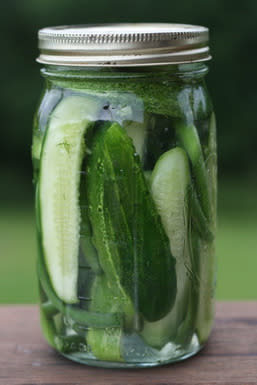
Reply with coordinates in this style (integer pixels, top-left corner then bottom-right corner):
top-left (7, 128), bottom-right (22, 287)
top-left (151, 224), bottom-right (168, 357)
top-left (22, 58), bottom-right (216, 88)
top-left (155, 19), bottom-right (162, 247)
top-left (0, 302), bottom-right (257, 385)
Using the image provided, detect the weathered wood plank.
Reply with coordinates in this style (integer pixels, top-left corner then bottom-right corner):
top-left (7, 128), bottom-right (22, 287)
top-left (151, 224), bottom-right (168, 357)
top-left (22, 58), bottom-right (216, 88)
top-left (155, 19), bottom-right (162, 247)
top-left (0, 302), bottom-right (257, 385)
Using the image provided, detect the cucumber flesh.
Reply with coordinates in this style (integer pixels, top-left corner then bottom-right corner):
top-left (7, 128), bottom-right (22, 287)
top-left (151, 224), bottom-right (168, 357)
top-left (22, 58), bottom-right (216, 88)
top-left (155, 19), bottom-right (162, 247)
top-left (150, 147), bottom-right (190, 259)
top-left (39, 95), bottom-right (100, 304)
top-left (141, 148), bottom-right (191, 348)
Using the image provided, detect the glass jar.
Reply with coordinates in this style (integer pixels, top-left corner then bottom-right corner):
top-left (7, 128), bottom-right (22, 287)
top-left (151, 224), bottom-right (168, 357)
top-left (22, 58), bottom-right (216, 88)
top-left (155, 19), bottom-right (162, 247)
top-left (33, 24), bottom-right (217, 368)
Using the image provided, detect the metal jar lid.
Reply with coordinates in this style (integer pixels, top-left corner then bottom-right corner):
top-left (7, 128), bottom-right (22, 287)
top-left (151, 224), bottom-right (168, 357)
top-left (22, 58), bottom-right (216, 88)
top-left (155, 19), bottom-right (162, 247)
top-left (37, 23), bottom-right (211, 67)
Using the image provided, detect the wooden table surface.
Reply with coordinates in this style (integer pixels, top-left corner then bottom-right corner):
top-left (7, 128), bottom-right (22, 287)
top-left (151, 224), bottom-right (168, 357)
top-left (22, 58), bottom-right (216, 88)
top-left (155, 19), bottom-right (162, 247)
top-left (1, 302), bottom-right (257, 385)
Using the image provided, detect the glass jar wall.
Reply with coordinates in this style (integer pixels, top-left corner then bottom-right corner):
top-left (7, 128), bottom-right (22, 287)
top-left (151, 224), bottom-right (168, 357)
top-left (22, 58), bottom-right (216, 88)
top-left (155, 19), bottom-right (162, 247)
top-left (33, 24), bottom-right (216, 368)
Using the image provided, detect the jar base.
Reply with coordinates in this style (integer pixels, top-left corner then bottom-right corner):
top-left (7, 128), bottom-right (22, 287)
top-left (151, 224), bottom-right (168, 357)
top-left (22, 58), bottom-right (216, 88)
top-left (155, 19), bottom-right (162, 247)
top-left (60, 333), bottom-right (203, 368)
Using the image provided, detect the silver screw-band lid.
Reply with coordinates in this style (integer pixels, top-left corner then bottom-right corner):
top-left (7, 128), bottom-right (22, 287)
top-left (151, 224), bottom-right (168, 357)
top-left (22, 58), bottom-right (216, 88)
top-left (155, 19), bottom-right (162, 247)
top-left (37, 23), bottom-right (211, 67)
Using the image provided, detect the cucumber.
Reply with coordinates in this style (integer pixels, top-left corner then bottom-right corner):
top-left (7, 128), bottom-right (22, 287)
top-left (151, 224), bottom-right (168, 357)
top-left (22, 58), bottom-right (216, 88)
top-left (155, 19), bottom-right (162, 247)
top-left (141, 148), bottom-right (191, 348)
top-left (39, 241), bottom-right (116, 332)
top-left (80, 155), bottom-right (101, 273)
top-left (195, 113), bottom-right (217, 344)
top-left (189, 185), bottom-right (214, 242)
top-left (79, 207), bottom-right (101, 273)
top-left (85, 121), bottom-right (135, 361)
top-left (41, 300), bottom-right (59, 318)
top-left (87, 276), bottom-right (124, 362)
top-left (87, 121), bottom-right (176, 322)
top-left (40, 307), bottom-right (57, 349)
top-left (38, 253), bottom-right (123, 328)
top-left (40, 303), bottom-right (86, 354)
top-left (195, 238), bottom-right (215, 344)
top-left (32, 134), bottom-right (43, 164)
top-left (39, 95), bottom-right (101, 303)
top-left (176, 122), bottom-right (211, 221)
top-left (176, 121), bottom-right (214, 241)
top-left (86, 123), bottom-right (135, 318)
top-left (206, 113), bottom-right (217, 230)
top-left (123, 120), bottom-right (146, 160)
top-left (150, 148), bottom-right (190, 258)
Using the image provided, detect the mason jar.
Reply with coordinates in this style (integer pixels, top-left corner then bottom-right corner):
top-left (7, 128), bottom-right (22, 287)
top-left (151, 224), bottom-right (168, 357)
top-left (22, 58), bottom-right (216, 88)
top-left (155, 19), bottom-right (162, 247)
top-left (32, 24), bottom-right (217, 368)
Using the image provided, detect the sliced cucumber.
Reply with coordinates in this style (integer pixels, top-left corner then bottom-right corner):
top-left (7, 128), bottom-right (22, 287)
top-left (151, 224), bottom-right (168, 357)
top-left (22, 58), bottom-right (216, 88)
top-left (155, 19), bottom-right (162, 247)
top-left (141, 148), bottom-right (191, 348)
top-left (206, 113), bottom-right (217, 230)
top-left (38, 248), bottom-right (122, 328)
top-left (189, 185), bottom-right (214, 242)
top-left (150, 147), bottom-right (190, 258)
top-left (176, 123), bottom-right (211, 221)
top-left (195, 239), bottom-right (216, 344)
top-left (32, 134), bottom-right (43, 163)
top-left (195, 113), bottom-right (217, 344)
top-left (39, 95), bottom-right (100, 304)
top-left (32, 88), bottom-right (62, 180)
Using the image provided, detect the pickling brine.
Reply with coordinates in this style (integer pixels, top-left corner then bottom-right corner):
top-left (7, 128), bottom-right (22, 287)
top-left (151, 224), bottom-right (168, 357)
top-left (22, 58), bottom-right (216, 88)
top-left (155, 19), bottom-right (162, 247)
top-left (33, 24), bottom-right (217, 368)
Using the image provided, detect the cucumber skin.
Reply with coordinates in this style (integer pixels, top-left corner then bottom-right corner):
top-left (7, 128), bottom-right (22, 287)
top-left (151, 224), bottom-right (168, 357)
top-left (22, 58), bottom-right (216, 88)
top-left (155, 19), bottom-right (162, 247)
top-left (207, 113), bottom-right (217, 231)
top-left (87, 121), bottom-right (177, 322)
top-left (86, 123), bottom-right (135, 322)
top-left (176, 123), bottom-right (211, 221)
top-left (195, 113), bottom-right (217, 344)
top-left (87, 276), bottom-right (124, 362)
top-left (189, 185), bottom-right (214, 242)
top-left (195, 238), bottom-right (216, 344)
top-left (40, 307), bottom-right (57, 350)
top-left (80, 138), bottom-right (101, 274)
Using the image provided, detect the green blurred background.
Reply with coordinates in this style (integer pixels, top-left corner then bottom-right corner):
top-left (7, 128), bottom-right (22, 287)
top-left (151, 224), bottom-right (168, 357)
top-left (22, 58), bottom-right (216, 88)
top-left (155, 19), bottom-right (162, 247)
top-left (0, 0), bottom-right (256, 303)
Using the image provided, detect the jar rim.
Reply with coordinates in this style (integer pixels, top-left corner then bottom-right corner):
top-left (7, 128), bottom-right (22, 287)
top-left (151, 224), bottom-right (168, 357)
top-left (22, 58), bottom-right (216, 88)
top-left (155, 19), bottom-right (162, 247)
top-left (37, 23), bottom-right (211, 67)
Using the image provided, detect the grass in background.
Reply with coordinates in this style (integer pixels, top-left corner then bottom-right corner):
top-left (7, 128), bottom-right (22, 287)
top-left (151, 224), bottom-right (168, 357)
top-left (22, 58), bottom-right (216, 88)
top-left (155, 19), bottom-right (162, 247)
top-left (1, 179), bottom-right (257, 303)
top-left (0, 207), bottom-right (38, 303)
top-left (216, 179), bottom-right (257, 299)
